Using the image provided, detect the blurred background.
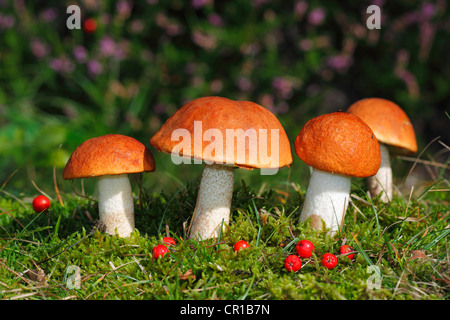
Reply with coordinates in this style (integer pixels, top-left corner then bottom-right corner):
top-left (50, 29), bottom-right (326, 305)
top-left (0, 0), bottom-right (448, 199)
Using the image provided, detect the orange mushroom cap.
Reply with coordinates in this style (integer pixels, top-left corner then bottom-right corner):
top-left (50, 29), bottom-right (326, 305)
top-left (63, 134), bottom-right (155, 179)
top-left (295, 112), bottom-right (381, 178)
top-left (150, 96), bottom-right (293, 169)
top-left (347, 98), bottom-right (417, 154)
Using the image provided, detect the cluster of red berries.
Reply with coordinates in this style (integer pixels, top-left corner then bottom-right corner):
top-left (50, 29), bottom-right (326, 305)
top-left (153, 239), bottom-right (251, 260)
top-left (152, 237), bottom-right (177, 259)
top-left (284, 239), bottom-right (356, 272)
top-left (31, 197), bottom-right (354, 272)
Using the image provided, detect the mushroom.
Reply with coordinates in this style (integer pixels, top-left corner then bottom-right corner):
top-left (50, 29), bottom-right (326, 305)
top-left (295, 112), bottom-right (381, 234)
top-left (347, 98), bottom-right (417, 202)
top-left (63, 134), bottom-right (155, 237)
top-left (150, 96), bottom-right (292, 240)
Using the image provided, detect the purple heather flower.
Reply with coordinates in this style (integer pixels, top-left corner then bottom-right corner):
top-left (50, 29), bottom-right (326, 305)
top-left (100, 36), bottom-right (116, 57)
top-left (101, 13), bottom-right (112, 25)
top-left (99, 36), bottom-right (128, 61)
top-left (39, 8), bottom-right (57, 22)
top-left (419, 21), bottom-right (435, 60)
top-left (272, 77), bottom-right (294, 99)
top-left (394, 68), bottom-right (419, 98)
top-left (166, 22), bottom-right (183, 37)
top-left (73, 46), bottom-right (88, 63)
top-left (87, 60), bottom-right (103, 76)
top-left (115, 41), bottom-right (129, 61)
top-left (298, 39), bottom-right (313, 51)
top-left (208, 13), bottom-right (223, 27)
top-left (192, 30), bottom-right (217, 50)
top-left (371, 0), bottom-right (385, 6)
top-left (396, 49), bottom-right (409, 65)
top-left (155, 12), bottom-right (168, 28)
top-left (294, 0), bottom-right (308, 18)
top-left (236, 77), bottom-right (252, 92)
top-left (30, 39), bottom-right (50, 59)
top-left (259, 94), bottom-right (274, 112)
top-left (308, 7), bottom-right (325, 26)
top-left (129, 19), bottom-right (144, 34)
top-left (210, 79), bottom-right (223, 93)
top-left (50, 57), bottom-right (75, 74)
top-left (0, 13), bottom-right (15, 29)
top-left (421, 2), bottom-right (435, 20)
top-left (116, 0), bottom-right (132, 19)
top-left (192, 0), bottom-right (207, 10)
top-left (327, 55), bottom-right (352, 72)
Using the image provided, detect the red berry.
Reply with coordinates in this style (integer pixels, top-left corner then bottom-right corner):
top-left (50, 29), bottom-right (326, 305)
top-left (234, 240), bottom-right (249, 252)
top-left (296, 239), bottom-right (315, 258)
top-left (321, 253), bottom-right (338, 269)
top-left (83, 18), bottom-right (97, 33)
top-left (340, 245), bottom-right (356, 260)
top-left (152, 244), bottom-right (169, 260)
top-left (284, 255), bottom-right (302, 272)
top-left (162, 237), bottom-right (176, 246)
top-left (32, 195), bottom-right (51, 213)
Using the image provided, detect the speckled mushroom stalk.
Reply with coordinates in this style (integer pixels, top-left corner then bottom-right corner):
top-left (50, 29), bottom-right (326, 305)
top-left (189, 164), bottom-right (234, 240)
top-left (62, 134), bottom-right (155, 239)
top-left (294, 112), bottom-right (381, 235)
top-left (97, 174), bottom-right (134, 238)
top-left (299, 169), bottom-right (351, 234)
top-left (367, 144), bottom-right (392, 203)
top-left (150, 97), bottom-right (293, 241)
top-left (347, 98), bottom-right (418, 203)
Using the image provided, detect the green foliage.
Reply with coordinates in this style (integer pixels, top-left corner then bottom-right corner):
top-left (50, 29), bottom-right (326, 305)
top-left (0, 0), bottom-right (448, 194)
top-left (0, 181), bottom-right (448, 300)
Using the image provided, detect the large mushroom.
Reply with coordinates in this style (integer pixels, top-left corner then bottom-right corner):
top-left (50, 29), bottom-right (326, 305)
top-left (347, 98), bottom-right (417, 202)
top-left (150, 96), bottom-right (292, 240)
top-left (63, 134), bottom-right (155, 237)
top-left (295, 112), bottom-right (381, 234)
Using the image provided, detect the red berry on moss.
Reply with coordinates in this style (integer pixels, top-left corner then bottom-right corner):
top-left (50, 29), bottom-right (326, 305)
top-left (152, 244), bottom-right (169, 259)
top-left (321, 253), bottom-right (338, 269)
top-left (234, 240), bottom-right (249, 252)
top-left (32, 195), bottom-right (51, 213)
top-left (284, 255), bottom-right (302, 272)
top-left (340, 245), bottom-right (356, 260)
top-left (162, 237), bottom-right (176, 246)
top-left (296, 239), bottom-right (315, 258)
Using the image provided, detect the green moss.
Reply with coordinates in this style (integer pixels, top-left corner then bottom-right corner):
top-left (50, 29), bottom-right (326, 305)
top-left (0, 181), bottom-right (447, 300)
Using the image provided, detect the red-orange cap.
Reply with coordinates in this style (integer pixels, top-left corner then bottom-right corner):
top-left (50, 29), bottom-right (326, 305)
top-left (150, 96), bottom-right (293, 169)
top-left (63, 134), bottom-right (155, 179)
top-left (295, 112), bottom-right (381, 177)
top-left (347, 98), bottom-right (417, 154)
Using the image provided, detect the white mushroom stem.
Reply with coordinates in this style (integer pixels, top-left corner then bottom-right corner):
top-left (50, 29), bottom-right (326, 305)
top-left (367, 143), bottom-right (392, 203)
top-left (189, 164), bottom-right (234, 240)
top-left (299, 168), bottom-right (351, 235)
top-left (97, 174), bottom-right (134, 238)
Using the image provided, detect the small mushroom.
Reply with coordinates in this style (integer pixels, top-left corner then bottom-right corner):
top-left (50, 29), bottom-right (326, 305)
top-left (150, 96), bottom-right (292, 240)
top-left (63, 134), bottom-right (155, 237)
top-left (347, 98), bottom-right (417, 202)
top-left (295, 112), bottom-right (381, 234)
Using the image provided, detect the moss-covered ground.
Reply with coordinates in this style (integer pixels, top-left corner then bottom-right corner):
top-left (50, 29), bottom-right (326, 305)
top-left (0, 176), bottom-right (448, 301)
